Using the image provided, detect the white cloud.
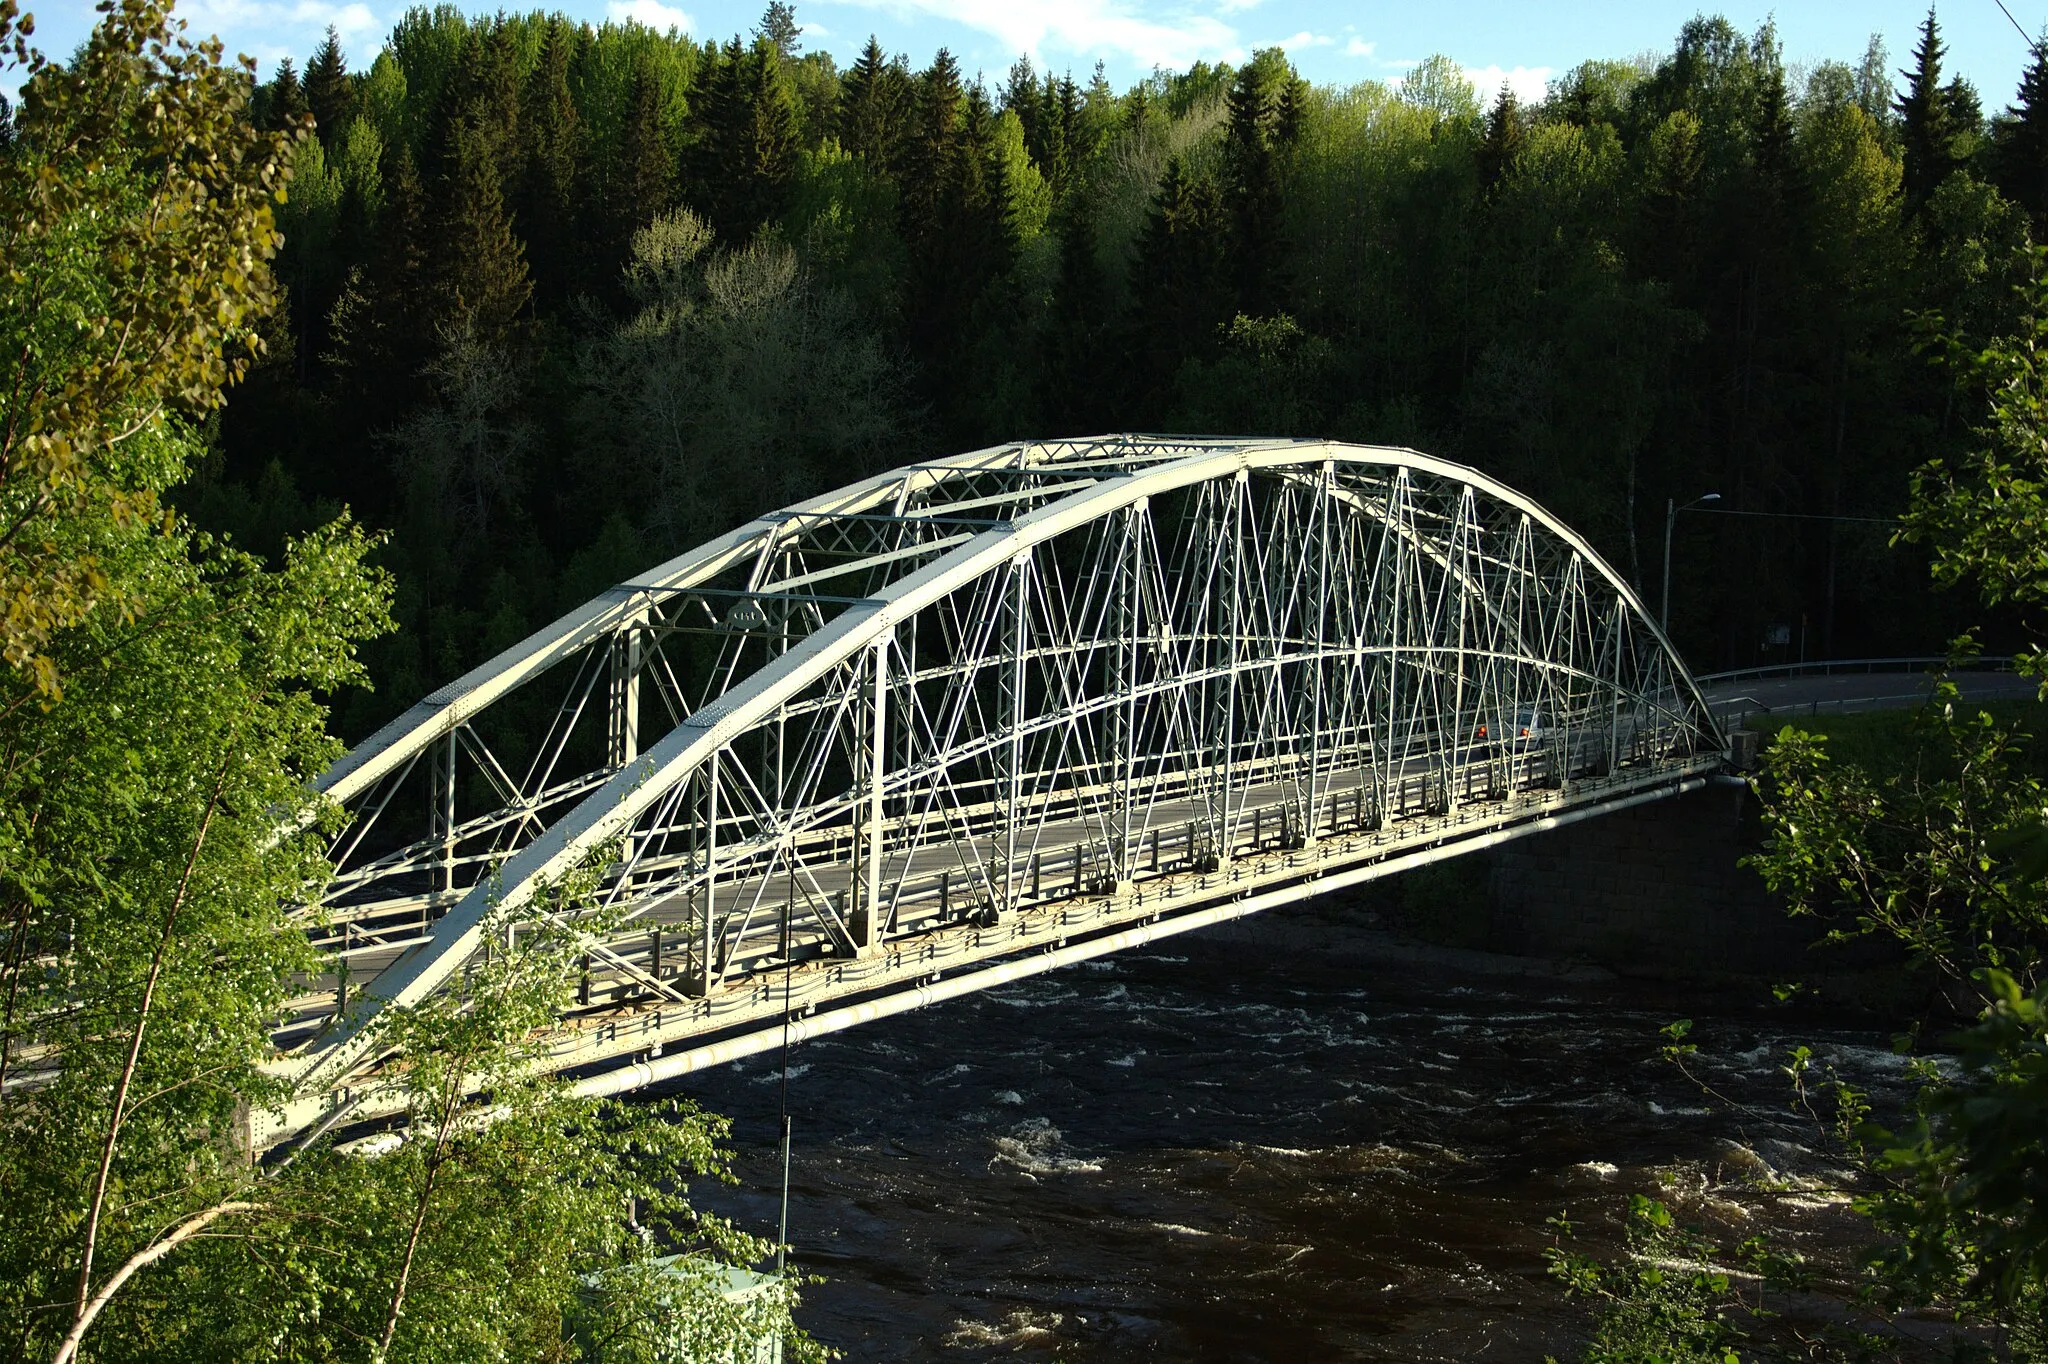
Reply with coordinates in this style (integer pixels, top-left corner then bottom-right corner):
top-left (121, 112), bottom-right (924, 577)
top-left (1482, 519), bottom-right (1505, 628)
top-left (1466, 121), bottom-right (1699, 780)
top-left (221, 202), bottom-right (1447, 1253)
top-left (609, 0), bottom-right (693, 31)
top-left (801, 18), bottom-right (830, 36)
top-left (1462, 63), bottom-right (1553, 107)
top-left (1271, 30), bottom-right (1332, 51)
top-left (817, 0), bottom-right (1239, 71)
top-left (171, 0), bottom-right (385, 62)
top-left (1343, 36), bottom-right (1375, 58)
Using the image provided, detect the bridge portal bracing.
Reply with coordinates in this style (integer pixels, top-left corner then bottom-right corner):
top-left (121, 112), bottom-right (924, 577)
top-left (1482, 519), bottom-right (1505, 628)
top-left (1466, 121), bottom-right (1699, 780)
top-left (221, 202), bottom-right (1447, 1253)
top-left (262, 437), bottom-right (1724, 1147)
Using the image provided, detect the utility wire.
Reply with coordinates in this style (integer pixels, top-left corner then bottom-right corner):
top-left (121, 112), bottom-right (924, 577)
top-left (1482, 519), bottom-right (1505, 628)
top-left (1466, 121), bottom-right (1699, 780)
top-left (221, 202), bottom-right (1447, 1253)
top-left (1693, 507), bottom-right (1901, 525)
top-left (1992, 0), bottom-right (2035, 45)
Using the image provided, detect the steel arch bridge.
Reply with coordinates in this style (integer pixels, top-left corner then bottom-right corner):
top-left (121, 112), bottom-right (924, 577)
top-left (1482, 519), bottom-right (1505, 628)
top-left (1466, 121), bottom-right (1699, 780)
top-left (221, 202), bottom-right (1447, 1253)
top-left (261, 437), bottom-right (1724, 1147)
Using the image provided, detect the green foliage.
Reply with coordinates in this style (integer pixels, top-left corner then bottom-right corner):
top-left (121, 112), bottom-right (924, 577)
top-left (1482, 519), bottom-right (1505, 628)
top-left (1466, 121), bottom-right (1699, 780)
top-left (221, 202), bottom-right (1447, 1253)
top-left (1855, 970), bottom-right (2048, 1347)
top-left (1743, 215), bottom-right (2048, 1358)
top-left (200, 884), bottom-right (821, 1364)
top-left (0, 0), bottom-right (301, 698)
top-left (1905, 250), bottom-right (2048, 684)
top-left (582, 209), bottom-right (915, 548)
top-left (1749, 672), bottom-right (2048, 992)
top-left (1545, 1195), bottom-right (1796, 1363)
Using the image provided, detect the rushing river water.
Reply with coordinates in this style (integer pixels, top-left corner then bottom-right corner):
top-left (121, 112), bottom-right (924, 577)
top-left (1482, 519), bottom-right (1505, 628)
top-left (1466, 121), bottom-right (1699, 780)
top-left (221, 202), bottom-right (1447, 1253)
top-left (671, 895), bottom-right (1916, 1361)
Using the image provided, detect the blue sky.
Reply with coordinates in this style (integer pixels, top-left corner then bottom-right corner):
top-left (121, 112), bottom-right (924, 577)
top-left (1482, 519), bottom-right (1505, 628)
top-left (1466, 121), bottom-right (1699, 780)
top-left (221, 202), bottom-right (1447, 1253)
top-left (21, 0), bottom-right (2048, 113)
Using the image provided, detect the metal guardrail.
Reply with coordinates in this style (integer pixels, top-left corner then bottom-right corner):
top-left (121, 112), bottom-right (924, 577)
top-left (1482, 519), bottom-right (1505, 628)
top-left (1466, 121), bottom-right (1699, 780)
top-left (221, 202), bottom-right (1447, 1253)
top-left (1697, 656), bottom-right (2015, 686)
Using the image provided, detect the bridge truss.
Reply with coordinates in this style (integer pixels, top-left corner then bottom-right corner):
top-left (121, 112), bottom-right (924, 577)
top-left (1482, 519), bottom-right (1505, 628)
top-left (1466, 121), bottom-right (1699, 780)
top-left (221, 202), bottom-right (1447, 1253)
top-left (264, 438), bottom-right (1724, 1147)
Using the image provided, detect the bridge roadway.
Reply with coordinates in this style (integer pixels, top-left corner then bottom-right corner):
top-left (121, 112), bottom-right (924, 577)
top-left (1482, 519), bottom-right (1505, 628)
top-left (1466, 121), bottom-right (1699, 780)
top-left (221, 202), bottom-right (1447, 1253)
top-left (262, 736), bottom-right (1720, 1148)
top-left (1699, 659), bottom-right (2037, 728)
top-left (255, 438), bottom-right (1733, 1150)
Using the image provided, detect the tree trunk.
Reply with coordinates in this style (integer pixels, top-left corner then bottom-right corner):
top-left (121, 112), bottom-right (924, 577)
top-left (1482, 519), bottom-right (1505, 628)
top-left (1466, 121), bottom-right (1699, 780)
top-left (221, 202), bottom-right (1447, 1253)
top-left (49, 1201), bottom-right (263, 1364)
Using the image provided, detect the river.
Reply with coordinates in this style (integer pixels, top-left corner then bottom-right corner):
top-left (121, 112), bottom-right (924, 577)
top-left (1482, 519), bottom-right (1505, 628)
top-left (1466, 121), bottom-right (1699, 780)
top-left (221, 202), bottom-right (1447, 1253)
top-left (672, 892), bottom-right (1917, 1360)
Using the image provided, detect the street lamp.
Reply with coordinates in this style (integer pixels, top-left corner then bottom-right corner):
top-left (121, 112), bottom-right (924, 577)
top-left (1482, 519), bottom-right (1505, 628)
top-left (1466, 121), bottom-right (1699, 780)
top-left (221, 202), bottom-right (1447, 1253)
top-left (1662, 492), bottom-right (1720, 632)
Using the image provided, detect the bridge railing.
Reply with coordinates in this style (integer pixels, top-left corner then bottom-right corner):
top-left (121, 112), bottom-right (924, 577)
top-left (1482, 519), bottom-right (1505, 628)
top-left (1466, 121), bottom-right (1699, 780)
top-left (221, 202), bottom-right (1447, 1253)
top-left (1697, 656), bottom-right (2014, 685)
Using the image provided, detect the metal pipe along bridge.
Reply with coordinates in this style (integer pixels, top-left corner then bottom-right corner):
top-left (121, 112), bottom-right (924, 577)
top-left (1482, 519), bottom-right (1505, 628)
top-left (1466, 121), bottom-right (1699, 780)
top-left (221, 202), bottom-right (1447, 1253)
top-left (262, 437), bottom-right (1725, 1147)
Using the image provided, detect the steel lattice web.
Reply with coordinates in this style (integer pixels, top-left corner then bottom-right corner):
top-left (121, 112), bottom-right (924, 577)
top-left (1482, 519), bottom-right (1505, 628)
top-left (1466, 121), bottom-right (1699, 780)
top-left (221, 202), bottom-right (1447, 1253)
top-left (262, 437), bottom-right (1724, 1147)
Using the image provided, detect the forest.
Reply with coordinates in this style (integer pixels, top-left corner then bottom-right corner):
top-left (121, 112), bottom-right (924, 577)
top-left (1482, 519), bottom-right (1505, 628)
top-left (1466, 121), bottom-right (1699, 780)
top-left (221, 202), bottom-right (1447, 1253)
top-left (5, 0), bottom-right (2048, 1359)
top-left (204, 2), bottom-right (2046, 740)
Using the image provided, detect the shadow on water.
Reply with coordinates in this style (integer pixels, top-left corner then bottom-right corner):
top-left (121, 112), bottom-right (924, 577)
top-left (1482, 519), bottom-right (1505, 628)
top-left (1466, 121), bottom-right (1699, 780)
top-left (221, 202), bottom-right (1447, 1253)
top-left (658, 895), bottom-right (1913, 1361)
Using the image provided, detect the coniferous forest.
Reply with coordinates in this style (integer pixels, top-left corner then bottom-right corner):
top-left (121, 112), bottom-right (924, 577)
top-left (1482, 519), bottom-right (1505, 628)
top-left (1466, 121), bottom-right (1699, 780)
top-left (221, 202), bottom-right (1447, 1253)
top-left (209, 4), bottom-right (2043, 739)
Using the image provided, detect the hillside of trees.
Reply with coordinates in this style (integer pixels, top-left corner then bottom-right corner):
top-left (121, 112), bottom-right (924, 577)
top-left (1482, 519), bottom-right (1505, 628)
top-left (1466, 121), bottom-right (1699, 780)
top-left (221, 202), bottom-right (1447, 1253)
top-left (201, 3), bottom-right (2048, 734)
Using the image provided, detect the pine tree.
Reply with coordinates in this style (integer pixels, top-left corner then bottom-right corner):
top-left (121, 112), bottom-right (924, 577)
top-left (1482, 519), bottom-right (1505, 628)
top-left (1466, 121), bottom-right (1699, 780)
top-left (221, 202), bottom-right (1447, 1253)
top-left (1998, 40), bottom-right (2048, 229)
top-left (304, 27), bottom-right (354, 149)
top-left (755, 2), bottom-right (801, 60)
top-left (1899, 7), bottom-right (1958, 211)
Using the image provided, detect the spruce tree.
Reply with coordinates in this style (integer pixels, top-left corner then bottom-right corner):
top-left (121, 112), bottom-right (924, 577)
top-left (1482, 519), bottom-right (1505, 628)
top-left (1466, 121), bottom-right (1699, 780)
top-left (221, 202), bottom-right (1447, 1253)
top-left (1223, 60), bottom-right (1282, 315)
top-left (1003, 56), bottom-right (1040, 152)
top-left (437, 119), bottom-right (533, 347)
top-left (517, 18), bottom-right (583, 304)
top-left (1048, 73), bottom-right (1081, 191)
top-left (1124, 80), bottom-right (1152, 135)
top-left (332, 141), bottom-right (434, 440)
top-left (618, 60), bottom-right (679, 245)
top-left (1899, 7), bottom-right (1958, 211)
top-left (901, 49), bottom-right (965, 253)
top-left (1477, 84), bottom-right (1522, 189)
top-left (1999, 40), bottom-right (2048, 229)
top-left (1019, 74), bottom-right (1056, 188)
top-left (1046, 201), bottom-right (1107, 426)
top-left (304, 27), bottom-right (354, 149)
top-left (958, 84), bottom-right (1014, 285)
top-left (1129, 157), bottom-right (1228, 410)
top-left (740, 46), bottom-right (799, 232)
top-left (838, 37), bottom-right (903, 168)
top-left (261, 58), bottom-right (308, 132)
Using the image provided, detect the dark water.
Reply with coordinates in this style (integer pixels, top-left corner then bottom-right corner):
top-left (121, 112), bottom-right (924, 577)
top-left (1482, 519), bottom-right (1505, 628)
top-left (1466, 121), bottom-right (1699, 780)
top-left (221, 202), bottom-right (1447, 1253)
top-left (669, 899), bottom-right (1913, 1361)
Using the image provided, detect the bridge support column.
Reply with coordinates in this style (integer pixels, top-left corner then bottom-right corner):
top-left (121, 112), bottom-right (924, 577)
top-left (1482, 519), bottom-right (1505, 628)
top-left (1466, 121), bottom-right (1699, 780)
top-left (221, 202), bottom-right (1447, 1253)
top-left (849, 634), bottom-right (888, 955)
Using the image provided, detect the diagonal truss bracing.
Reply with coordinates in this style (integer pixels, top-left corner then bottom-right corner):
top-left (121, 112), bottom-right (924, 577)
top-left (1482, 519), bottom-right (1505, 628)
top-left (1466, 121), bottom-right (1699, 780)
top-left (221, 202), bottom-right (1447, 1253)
top-left (262, 438), bottom-right (1724, 1147)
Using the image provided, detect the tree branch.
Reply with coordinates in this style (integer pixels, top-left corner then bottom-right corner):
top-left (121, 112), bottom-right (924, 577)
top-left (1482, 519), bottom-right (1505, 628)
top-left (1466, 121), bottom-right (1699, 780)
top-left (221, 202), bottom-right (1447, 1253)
top-left (48, 1201), bottom-right (264, 1364)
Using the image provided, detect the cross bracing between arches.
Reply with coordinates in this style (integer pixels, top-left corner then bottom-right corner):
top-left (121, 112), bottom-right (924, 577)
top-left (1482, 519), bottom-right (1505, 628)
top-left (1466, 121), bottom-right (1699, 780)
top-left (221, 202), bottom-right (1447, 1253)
top-left (259, 437), bottom-right (1724, 1148)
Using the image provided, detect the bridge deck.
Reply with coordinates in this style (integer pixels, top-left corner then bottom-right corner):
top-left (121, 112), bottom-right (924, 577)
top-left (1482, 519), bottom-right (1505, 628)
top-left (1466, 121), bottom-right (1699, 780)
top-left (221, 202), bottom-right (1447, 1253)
top-left (255, 750), bottom-right (1717, 1147)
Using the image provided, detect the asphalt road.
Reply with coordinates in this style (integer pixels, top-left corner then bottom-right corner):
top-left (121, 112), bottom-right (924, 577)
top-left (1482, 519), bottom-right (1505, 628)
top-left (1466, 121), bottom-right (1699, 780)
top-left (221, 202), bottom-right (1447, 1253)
top-left (1700, 666), bottom-right (2039, 728)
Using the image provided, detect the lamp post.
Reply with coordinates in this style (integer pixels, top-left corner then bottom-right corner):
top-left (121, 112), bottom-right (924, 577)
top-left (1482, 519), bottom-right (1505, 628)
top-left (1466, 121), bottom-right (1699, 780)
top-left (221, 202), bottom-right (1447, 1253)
top-left (1662, 492), bottom-right (1720, 632)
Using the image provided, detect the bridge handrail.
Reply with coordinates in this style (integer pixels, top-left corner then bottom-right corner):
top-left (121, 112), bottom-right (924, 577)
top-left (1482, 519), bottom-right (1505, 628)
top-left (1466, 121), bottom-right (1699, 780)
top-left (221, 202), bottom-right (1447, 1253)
top-left (1697, 656), bottom-right (2014, 686)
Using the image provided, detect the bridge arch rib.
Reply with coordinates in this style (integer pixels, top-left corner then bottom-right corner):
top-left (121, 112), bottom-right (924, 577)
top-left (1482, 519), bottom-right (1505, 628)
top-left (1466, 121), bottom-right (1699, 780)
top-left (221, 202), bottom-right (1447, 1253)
top-left (269, 437), bottom-right (1723, 1143)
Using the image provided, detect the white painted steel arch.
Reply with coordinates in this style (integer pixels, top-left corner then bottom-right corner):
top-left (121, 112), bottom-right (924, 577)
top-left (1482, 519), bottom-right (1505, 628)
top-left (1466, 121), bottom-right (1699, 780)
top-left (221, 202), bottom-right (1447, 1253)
top-left (270, 437), bottom-right (1723, 1143)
